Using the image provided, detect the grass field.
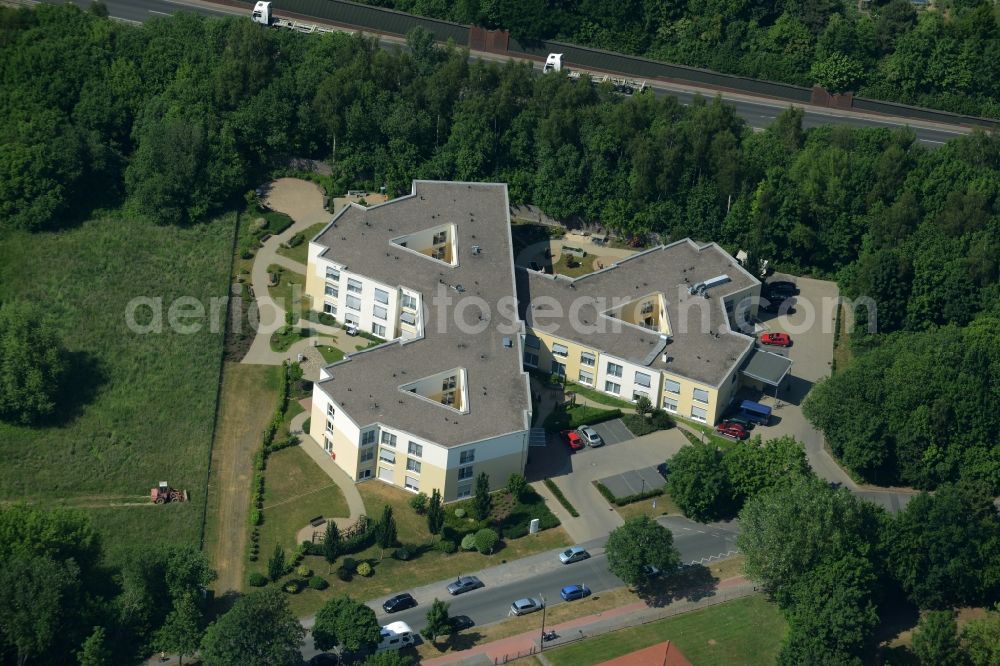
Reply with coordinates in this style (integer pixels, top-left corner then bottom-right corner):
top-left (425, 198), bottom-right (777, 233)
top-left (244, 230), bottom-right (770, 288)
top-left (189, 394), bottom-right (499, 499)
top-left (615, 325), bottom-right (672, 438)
top-left (0, 212), bottom-right (234, 563)
top-left (267, 265), bottom-right (308, 315)
top-left (544, 594), bottom-right (786, 666)
top-left (614, 492), bottom-right (681, 520)
top-left (563, 382), bottom-right (635, 410)
top-left (552, 254), bottom-right (597, 278)
top-left (276, 222), bottom-right (325, 265)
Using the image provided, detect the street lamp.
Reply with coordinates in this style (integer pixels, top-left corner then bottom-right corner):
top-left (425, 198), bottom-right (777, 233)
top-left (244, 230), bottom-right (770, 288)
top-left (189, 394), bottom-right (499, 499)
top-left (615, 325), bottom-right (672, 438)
top-left (539, 593), bottom-right (547, 652)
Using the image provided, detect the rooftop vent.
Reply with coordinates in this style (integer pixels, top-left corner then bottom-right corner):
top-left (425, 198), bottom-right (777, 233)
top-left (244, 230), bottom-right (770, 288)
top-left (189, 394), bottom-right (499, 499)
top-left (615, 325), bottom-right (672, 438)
top-left (502, 336), bottom-right (513, 348)
top-left (471, 245), bottom-right (481, 255)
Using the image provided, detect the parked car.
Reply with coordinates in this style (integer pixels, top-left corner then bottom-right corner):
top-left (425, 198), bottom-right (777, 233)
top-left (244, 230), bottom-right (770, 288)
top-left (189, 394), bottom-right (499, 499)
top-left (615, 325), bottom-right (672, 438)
top-left (446, 576), bottom-right (484, 595)
top-left (382, 593), bottom-right (417, 613)
top-left (761, 296), bottom-right (794, 314)
top-left (716, 422), bottom-right (748, 440)
top-left (449, 615), bottom-right (475, 632)
top-left (641, 564), bottom-right (662, 577)
top-left (656, 462), bottom-right (669, 479)
top-left (724, 414), bottom-right (755, 430)
top-left (561, 430), bottom-right (585, 451)
top-left (510, 597), bottom-right (544, 616)
top-left (577, 426), bottom-right (604, 447)
top-left (760, 332), bottom-right (791, 347)
top-left (345, 324), bottom-right (359, 336)
top-left (766, 281), bottom-right (798, 298)
top-left (559, 546), bottom-right (590, 564)
top-left (560, 584), bottom-right (591, 601)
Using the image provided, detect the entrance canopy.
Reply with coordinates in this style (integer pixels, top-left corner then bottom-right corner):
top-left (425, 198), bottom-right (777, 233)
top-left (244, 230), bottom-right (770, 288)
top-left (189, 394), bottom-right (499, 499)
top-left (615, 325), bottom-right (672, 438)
top-left (740, 349), bottom-right (793, 387)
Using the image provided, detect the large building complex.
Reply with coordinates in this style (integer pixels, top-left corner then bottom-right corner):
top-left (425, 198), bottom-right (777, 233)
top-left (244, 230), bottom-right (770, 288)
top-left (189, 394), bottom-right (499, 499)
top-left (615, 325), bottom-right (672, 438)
top-left (306, 181), bottom-right (777, 501)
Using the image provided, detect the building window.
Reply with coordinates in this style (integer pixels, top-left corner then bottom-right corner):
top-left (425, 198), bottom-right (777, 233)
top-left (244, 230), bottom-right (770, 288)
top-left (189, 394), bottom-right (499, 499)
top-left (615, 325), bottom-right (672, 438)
top-left (360, 469), bottom-right (372, 479)
top-left (551, 361), bottom-right (565, 376)
top-left (381, 432), bottom-right (397, 447)
top-left (690, 406), bottom-right (708, 422)
top-left (605, 381), bottom-right (621, 394)
top-left (693, 388), bottom-right (710, 404)
top-left (524, 335), bottom-right (541, 349)
top-left (442, 376), bottom-right (457, 391)
top-left (323, 302), bottom-right (337, 316)
top-left (360, 448), bottom-right (374, 463)
top-left (326, 419), bottom-right (335, 433)
top-left (361, 430), bottom-right (377, 446)
top-left (401, 294), bottom-right (417, 310)
top-left (665, 380), bottom-right (681, 394)
top-left (326, 267), bottom-right (340, 281)
top-left (406, 458), bottom-right (421, 473)
top-left (408, 441), bottom-right (423, 457)
top-left (460, 450), bottom-right (475, 464)
top-left (634, 372), bottom-right (651, 388)
top-left (524, 352), bottom-right (538, 368)
top-left (374, 288), bottom-right (389, 304)
top-left (458, 465), bottom-right (474, 480)
top-left (323, 436), bottom-right (333, 453)
top-left (347, 278), bottom-right (362, 294)
top-left (633, 390), bottom-right (649, 402)
top-left (580, 351), bottom-right (595, 367)
top-left (442, 391), bottom-right (456, 406)
top-left (552, 343), bottom-right (569, 357)
top-left (346, 295), bottom-right (361, 311)
top-left (371, 323), bottom-right (386, 338)
top-left (433, 231), bottom-right (447, 245)
top-left (578, 370), bottom-right (594, 385)
top-left (373, 305), bottom-right (387, 320)
top-left (344, 314), bottom-right (359, 326)
top-left (457, 484), bottom-right (472, 498)
top-left (663, 397), bottom-right (678, 412)
top-left (405, 475), bottom-right (420, 491)
top-left (400, 312), bottom-right (416, 326)
top-left (379, 450), bottom-right (395, 464)
top-left (326, 403), bottom-right (335, 417)
top-left (324, 284), bottom-right (339, 298)
top-left (607, 362), bottom-right (623, 378)
top-left (432, 247), bottom-right (446, 260)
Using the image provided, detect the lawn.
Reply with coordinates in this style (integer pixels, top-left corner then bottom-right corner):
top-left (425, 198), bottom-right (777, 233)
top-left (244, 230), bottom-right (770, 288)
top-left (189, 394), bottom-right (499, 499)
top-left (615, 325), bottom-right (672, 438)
top-left (544, 594), bottom-right (786, 666)
top-left (276, 222), bottom-right (326, 266)
top-left (564, 382), bottom-right (635, 410)
top-left (543, 404), bottom-right (622, 431)
top-left (614, 492), bottom-right (682, 520)
top-left (832, 302), bottom-right (854, 374)
top-left (252, 446), bottom-right (350, 572)
top-left (317, 343), bottom-right (345, 363)
top-left (0, 211), bottom-right (234, 565)
top-left (281, 480), bottom-right (571, 617)
top-left (267, 264), bottom-right (308, 316)
top-left (552, 254), bottom-right (597, 278)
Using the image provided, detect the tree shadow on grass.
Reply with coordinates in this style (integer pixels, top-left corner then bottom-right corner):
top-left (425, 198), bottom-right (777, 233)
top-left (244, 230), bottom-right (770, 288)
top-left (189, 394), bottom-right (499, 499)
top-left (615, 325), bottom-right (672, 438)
top-left (46, 350), bottom-right (106, 427)
top-left (639, 564), bottom-right (720, 608)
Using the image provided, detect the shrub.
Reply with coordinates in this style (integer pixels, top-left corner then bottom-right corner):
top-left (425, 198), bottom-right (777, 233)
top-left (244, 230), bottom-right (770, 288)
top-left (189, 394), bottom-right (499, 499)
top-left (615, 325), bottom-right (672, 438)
top-left (308, 576), bottom-right (329, 590)
top-left (504, 523), bottom-right (528, 540)
top-left (356, 562), bottom-right (372, 577)
top-left (506, 473), bottom-right (528, 500)
top-left (393, 546), bottom-right (411, 561)
top-left (475, 528), bottom-right (499, 554)
top-left (461, 534), bottom-right (477, 551)
top-left (436, 540), bottom-right (457, 554)
top-left (296, 565), bottom-right (312, 578)
top-left (409, 492), bottom-right (429, 515)
top-left (543, 479), bottom-right (580, 517)
top-left (284, 580), bottom-right (301, 594)
top-left (248, 572), bottom-right (267, 587)
top-left (250, 509), bottom-right (262, 526)
top-left (336, 566), bottom-right (352, 582)
top-left (454, 508), bottom-right (466, 519)
top-left (287, 232), bottom-right (305, 247)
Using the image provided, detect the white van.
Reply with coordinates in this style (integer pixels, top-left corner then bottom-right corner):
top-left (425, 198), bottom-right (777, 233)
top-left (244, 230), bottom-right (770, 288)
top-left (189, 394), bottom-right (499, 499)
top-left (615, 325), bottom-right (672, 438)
top-left (375, 621), bottom-right (414, 653)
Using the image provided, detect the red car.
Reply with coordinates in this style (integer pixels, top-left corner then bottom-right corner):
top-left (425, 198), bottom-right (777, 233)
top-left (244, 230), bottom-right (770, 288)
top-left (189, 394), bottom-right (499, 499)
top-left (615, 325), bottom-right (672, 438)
top-left (561, 430), bottom-right (585, 451)
top-left (760, 332), bottom-right (791, 347)
top-left (716, 422), bottom-right (748, 440)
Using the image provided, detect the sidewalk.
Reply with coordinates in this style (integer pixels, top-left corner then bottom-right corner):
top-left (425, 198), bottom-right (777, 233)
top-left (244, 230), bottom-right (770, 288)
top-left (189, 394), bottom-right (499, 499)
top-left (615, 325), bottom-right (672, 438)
top-left (423, 576), bottom-right (756, 665)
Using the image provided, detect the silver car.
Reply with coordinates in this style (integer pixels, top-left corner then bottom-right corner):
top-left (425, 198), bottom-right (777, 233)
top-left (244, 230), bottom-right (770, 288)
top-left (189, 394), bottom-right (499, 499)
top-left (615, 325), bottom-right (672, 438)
top-left (559, 546), bottom-right (590, 564)
top-left (446, 576), bottom-right (484, 595)
top-left (510, 597), bottom-right (544, 616)
top-left (578, 426), bottom-right (604, 447)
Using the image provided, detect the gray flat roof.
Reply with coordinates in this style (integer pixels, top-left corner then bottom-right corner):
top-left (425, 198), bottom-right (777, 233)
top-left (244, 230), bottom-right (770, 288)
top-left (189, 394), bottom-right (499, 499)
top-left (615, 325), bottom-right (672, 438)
top-left (740, 349), bottom-right (793, 387)
top-left (314, 181), bottom-right (530, 447)
top-left (517, 239), bottom-right (759, 386)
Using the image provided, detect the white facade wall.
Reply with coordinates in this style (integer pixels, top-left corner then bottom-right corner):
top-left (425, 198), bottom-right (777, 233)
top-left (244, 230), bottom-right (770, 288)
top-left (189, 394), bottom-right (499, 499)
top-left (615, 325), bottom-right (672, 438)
top-left (595, 352), bottom-right (662, 404)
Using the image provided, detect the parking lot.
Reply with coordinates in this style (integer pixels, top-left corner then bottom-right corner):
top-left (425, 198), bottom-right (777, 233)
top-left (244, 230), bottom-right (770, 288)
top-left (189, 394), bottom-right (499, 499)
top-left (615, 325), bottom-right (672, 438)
top-left (597, 466), bottom-right (666, 500)
top-left (580, 419), bottom-right (633, 448)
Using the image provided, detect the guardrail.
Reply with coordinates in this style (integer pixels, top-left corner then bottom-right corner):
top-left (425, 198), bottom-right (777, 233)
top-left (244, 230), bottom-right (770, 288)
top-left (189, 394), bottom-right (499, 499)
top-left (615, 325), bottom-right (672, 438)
top-left (238, 0), bottom-right (1000, 130)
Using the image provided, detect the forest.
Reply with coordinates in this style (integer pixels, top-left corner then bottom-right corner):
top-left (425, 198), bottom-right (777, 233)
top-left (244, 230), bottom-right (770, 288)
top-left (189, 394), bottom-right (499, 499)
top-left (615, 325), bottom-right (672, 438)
top-left (362, 0), bottom-right (1000, 117)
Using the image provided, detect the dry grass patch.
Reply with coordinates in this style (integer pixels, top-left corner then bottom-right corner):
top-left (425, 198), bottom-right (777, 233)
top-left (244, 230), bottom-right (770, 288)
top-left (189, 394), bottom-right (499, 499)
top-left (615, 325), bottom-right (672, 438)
top-left (614, 494), bottom-right (681, 520)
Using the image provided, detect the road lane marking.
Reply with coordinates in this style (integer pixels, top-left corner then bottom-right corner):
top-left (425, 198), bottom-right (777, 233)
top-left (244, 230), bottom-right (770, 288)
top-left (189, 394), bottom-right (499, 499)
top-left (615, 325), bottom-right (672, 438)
top-left (149, 10), bottom-right (170, 15)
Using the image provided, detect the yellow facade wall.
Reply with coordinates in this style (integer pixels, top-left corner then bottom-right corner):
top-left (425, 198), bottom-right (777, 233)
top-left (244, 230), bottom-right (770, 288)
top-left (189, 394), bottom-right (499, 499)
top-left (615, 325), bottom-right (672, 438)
top-left (526, 328), bottom-right (600, 386)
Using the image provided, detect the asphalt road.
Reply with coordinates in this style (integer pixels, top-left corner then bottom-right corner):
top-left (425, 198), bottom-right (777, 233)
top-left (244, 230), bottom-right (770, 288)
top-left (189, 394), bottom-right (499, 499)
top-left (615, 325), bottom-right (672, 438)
top-left (296, 514), bottom-right (737, 660)
top-left (41, 0), bottom-right (972, 147)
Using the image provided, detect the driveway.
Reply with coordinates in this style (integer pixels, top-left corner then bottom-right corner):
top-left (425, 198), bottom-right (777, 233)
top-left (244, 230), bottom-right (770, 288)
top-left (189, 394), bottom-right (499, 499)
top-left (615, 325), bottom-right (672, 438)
top-left (530, 427), bottom-right (688, 543)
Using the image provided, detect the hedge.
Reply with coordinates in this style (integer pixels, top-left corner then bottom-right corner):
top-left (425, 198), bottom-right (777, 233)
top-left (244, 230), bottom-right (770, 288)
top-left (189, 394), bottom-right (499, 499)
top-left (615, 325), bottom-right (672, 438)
top-left (594, 480), bottom-right (665, 506)
top-left (543, 479), bottom-right (580, 517)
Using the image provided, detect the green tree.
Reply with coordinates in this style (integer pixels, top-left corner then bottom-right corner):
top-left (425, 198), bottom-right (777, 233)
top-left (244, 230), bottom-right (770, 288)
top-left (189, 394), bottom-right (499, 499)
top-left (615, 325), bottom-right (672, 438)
top-left (268, 544), bottom-right (286, 582)
top-left (153, 593), bottom-right (204, 665)
top-left (200, 589), bottom-right (305, 666)
top-left (809, 53), bottom-right (865, 92)
top-left (360, 652), bottom-right (417, 666)
top-left (912, 610), bottom-right (963, 666)
top-left (424, 598), bottom-right (452, 645)
top-left (77, 626), bottom-right (112, 666)
top-left (322, 521), bottom-right (341, 566)
top-left (506, 473), bottom-right (527, 501)
top-left (473, 472), bottom-right (492, 520)
top-left (409, 492), bottom-right (429, 514)
top-left (312, 595), bottom-right (380, 652)
top-left (666, 444), bottom-right (733, 522)
top-left (605, 515), bottom-right (681, 589)
top-left (634, 395), bottom-right (652, 416)
top-left (722, 435), bottom-right (811, 508)
top-left (963, 605), bottom-right (1000, 666)
top-left (375, 505), bottom-right (397, 559)
top-left (0, 301), bottom-right (68, 424)
top-left (474, 528), bottom-right (498, 554)
top-left (426, 488), bottom-right (444, 535)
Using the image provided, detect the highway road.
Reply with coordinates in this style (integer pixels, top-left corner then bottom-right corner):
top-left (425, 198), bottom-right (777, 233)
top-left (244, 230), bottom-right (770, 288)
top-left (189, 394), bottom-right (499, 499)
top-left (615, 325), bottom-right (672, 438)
top-left (40, 0), bottom-right (973, 147)
top-left (297, 514), bottom-right (738, 658)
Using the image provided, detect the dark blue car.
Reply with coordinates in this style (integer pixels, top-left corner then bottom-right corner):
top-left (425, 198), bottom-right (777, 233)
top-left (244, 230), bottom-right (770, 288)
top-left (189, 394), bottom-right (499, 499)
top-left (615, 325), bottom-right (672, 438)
top-left (560, 584), bottom-right (591, 601)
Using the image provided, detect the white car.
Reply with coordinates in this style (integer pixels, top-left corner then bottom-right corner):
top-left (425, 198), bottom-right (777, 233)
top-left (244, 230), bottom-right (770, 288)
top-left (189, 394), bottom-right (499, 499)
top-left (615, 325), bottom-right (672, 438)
top-left (578, 426), bottom-right (604, 447)
top-left (510, 597), bottom-right (544, 616)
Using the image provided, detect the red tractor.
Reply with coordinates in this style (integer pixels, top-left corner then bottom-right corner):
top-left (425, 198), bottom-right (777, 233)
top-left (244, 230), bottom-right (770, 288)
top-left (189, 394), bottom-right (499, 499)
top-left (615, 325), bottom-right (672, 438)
top-left (150, 482), bottom-right (188, 504)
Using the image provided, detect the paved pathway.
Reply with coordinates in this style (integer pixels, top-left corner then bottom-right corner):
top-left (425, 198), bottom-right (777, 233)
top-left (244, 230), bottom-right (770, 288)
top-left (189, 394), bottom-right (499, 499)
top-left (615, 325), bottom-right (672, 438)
top-left (422, 576), bottom-right (756, 665)
top-left (514, 231), bottom-right (639, 274)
